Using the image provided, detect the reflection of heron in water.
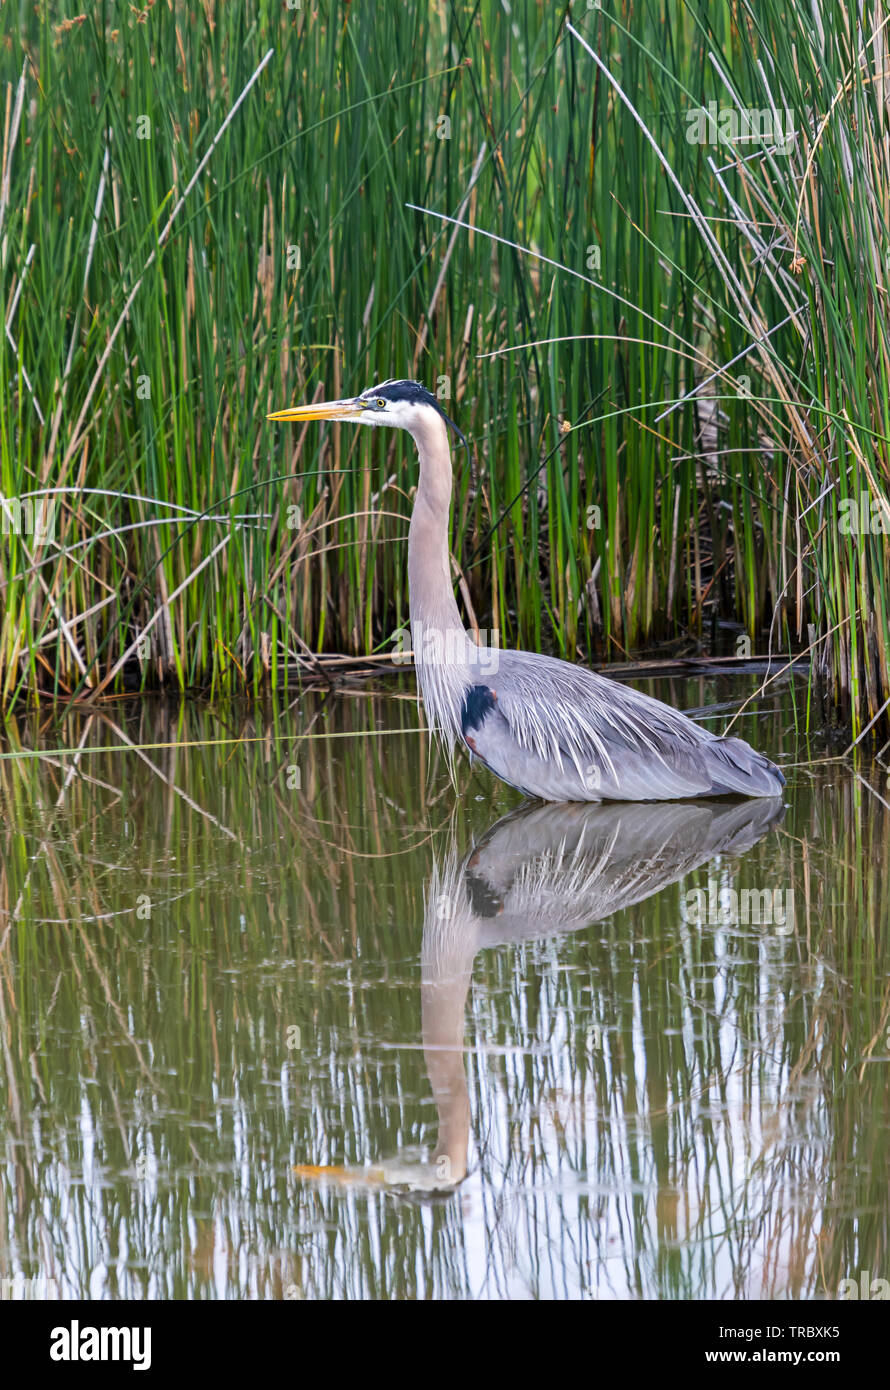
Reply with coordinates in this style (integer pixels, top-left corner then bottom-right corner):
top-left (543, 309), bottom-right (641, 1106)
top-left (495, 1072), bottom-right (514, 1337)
top-left (295, 796), bottom-right (784, 1195)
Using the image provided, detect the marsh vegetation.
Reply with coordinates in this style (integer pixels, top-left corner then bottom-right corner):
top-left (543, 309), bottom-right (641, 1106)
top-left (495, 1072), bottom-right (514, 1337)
top-left (1, 2), bottom-right (888, 745)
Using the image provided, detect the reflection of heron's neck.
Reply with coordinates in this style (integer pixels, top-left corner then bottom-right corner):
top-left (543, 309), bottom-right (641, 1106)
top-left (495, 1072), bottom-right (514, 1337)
top-left (422, 968), bottom-right (472, 1186)
top-left (421, 868), bottom-right (478, 1187)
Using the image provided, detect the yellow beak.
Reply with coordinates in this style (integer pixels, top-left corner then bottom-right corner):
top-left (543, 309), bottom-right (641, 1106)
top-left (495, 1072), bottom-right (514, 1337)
top-left (267, 396), bottom-right (366, 423)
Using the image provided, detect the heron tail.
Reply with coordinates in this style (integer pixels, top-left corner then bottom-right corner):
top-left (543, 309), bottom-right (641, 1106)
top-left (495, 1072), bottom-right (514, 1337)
top-left (703, 736), bottom-right (786, 798)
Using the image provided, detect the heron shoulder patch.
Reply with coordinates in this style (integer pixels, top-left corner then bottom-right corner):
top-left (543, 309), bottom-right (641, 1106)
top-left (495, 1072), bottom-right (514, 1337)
top-left (461, 684), bottom-right (498, 736)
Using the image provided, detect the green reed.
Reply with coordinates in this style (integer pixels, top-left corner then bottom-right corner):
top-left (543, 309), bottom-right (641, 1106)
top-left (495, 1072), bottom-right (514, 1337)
top-left (1, 2), bottom-right (888, 737)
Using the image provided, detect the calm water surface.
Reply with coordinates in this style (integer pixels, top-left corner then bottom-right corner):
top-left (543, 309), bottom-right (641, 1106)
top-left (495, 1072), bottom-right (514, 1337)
top-left (0, 673), bottom-right (887, 1299)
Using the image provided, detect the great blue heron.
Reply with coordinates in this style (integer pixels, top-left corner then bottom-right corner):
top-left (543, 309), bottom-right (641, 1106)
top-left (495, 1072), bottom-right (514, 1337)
top-left (269, 380), bottom-right (785, 802)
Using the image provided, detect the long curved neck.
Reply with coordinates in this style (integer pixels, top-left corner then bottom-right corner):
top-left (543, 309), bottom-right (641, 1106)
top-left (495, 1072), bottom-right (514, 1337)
top-left (406, 415), bottom-right (477, 749)
top-left (406, 412), bottom-right (465, 638)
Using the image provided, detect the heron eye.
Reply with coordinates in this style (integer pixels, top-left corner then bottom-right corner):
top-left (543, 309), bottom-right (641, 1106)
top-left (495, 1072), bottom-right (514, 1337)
top-left (375, 398), bottom-right (387, 409)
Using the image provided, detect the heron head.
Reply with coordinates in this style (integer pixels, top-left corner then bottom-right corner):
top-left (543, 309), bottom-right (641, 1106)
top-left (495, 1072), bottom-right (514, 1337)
top-left (268, 378), bottom-right (465, 447)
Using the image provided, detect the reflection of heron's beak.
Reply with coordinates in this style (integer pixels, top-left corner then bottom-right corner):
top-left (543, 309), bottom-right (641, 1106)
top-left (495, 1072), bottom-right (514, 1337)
top-left (293, 1159), bottom-right (457, 1195)
top-left (293, 1163), bottom-right (386, 1187)
top-left (267, 397), bottom-right (367, 423)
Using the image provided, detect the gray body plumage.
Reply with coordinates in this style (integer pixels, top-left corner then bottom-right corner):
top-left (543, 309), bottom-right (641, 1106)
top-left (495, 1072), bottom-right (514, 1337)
top-left (424, 645), bottom-right (785, 801)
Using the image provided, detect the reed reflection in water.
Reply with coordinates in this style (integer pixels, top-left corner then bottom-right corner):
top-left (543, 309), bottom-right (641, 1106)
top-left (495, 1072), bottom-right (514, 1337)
top-left (0, 681), bottom-right (887, 1298)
